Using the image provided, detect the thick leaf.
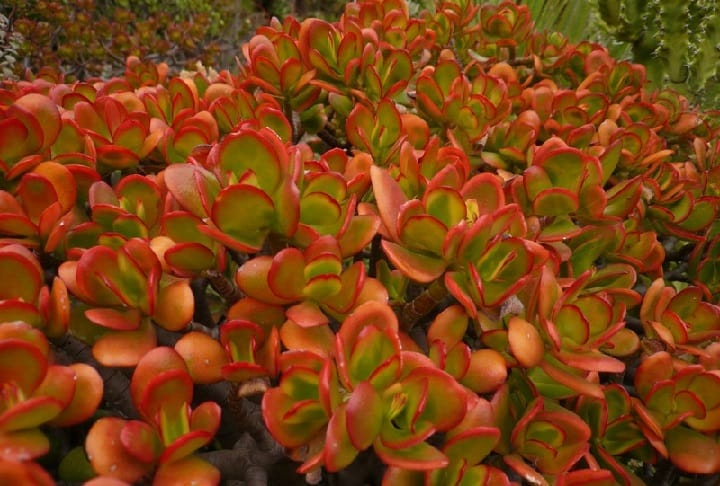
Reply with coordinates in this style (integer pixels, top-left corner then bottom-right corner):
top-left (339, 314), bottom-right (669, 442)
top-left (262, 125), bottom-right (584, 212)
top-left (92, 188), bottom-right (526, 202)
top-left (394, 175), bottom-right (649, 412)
top-left (267, 248), bottom-right (306, 300)
top-left (0, 245), bottom-right (42, 302)
top-left (666, 425), bottom-right (720, 474)
top-left (92, 318), bottom-right (157, 367)
top-left (164, 164), bottom-right (219, 219)
top-left (428, 305), bottom-right (468, 346)
top-left (164, 243), bottom-right (216, 274)
top-left (190, 401), bottom-right (222, 436)
top-left (280, 318), bottom-right (335, 356)
top-left (346, 326), bottom-right (400, 388)
top-left (211, 184), bottom-right (275, 251)
top-left (0, 428), bottom-right (50, 462)
top-left (462, 349), bottom-right (508, 394)
top-left (154, 280), bottom-right (194, 331)
top-left (0, 300), bottom-right (41, 328)
top-left (323, 405), bottom-right (362, 472)
top-left (220, 361), bottom-right (268, 382)
top-left (51, 363), bottom-right (103, 427)
top-left (138, 372), bottom-right (193, 425)
top-left (634, 351), bottom-right (674, 398)
top-left (508, 317), bottom-right (544, 368)
top-left (85, 417), bottom-right (154, 483)
top-left (535, 358), bottom-right (603, 399)
top-left (174, 332), bottom-right (229, 385)
top-left (0, 117), bottom-right (31, 164)
top-left (12, 93), bottom-right (62, 151)
top-left (220, 320), bottom-right (265, 363)
top-left (96, 145), bottom-right (140, 170)
top-left (370, 165), bottom-right (407, 241)
top-left (0, 339), bottom-right (47, 396)
top-left (85, 307), bottom-right (141, 331)
top-left (214, 129), bottom-right (284, 193)
top-left (375, 435), bottom-right (449, 471)
top-left (399, 214), bottom-right (447, 255)
top-left (322, 261), bottom-right (365, 314)
top-left (160, 429), bottom-right (213, 464)
top-left (154, 456), bottom-right (220, 486)
top-left (287, 301), bottom-right (329, 328)
top-left (345, 381), bottom-right (384, 450)
top-left (443, 426), bottom-right (500, 465)
top-left (73, 246), bottom-right (126, 307)
top-left (237, 256), bottom-right (293, 305)
top-left (533, 188), bottom-right (579, 216)
top-left (262, 387), bottom-right (327, 448)
top-left (0, 396), bottom-right (65, 432)
top-left (381, 240), bottom-right (446, 283)
top-left (401, 366), bottom-right (467, 431)
top-left (119, 420), bottom-right (162, 464)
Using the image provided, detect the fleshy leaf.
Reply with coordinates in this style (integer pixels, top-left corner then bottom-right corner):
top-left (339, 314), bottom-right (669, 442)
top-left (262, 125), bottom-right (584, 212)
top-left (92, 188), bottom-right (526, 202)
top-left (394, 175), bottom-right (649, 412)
top-left (211, 184), bottom-right (275, 251)
top-left (153, 456), bottom-right (220, 486)
top-left (375, 435), bottom-right (449, 471)
top-left (443, 427), bottom-right (500, 465)
top-left (345, 381), bottom-right (384, 450)
top-left (85, 418), bottom-right (154, 483)
top-left (92, 319), bottom-right (157, 367)
top-left (49, 363), bottom-right (103, 426)
top-left (666, 425), bottom-right (720, 474)
top-left (381, 240), bottom-right (446, 283)
top-left (120, 420), bottom-right (162, 464)
top-left (323, 404), bottom-right (359, 471)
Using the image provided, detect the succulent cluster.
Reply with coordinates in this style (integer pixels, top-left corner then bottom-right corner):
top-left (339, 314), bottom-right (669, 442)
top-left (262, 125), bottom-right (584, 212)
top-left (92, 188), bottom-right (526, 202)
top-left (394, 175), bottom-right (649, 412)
top-left (1, 0), bottom-right (720, 484)
top-left (0, 0), bottom-right (244, 80)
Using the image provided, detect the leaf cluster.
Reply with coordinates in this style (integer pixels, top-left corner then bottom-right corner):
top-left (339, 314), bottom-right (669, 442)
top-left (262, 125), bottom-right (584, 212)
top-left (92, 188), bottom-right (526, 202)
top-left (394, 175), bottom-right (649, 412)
top-left (1, 1), bottom-right (720, 485)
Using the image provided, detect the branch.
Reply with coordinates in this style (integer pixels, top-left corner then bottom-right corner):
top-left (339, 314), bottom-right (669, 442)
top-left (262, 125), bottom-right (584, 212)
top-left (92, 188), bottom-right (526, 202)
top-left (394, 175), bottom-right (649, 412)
top-left (398, 279), bottom-right (448, 332)
top-left (204, 269), bottom-right (243, 305)
top-left (317, 124), bottom-right (350, 153)
top-left (227, 384), bottom-right (283, 455)
top-left (198, 433), bottom-right (285, 484)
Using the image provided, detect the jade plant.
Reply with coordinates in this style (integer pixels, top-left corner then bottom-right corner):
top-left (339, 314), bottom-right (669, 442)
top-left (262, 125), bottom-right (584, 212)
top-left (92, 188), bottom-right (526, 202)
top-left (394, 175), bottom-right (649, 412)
top-left (2, 0), bottom-right (720, 484)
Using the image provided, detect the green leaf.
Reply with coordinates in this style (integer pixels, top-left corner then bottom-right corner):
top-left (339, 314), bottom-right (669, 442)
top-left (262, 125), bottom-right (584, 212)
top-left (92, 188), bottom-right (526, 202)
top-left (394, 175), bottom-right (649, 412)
top-left (399, 215), bottom-right (447, 255)
top-left (375, 435), bottom-right (448, 471)
top-left (0, 245), bottom-right (42, 302)
top-left (324, 404), bottom-right (360, 471)
top-left (443, 427), bottom-right (500, 465)
top-left (666, 425), bottom-right (720, 474)
top-left (533, 188), bottom-right (579, 216)
top-left (211, 184), bottom-right (275, 251)
top-left (215, 129), bottom-right (284, 193)
top-left (345, 381), bottom-right (384, 450)
top-left (164, 243), bottom-right (216, 274)
top-left (381, 240), bottom-right (446, 283)
top-left (59, 446), bottom-right (96, 482)
top-left (164, 164), bottom-right (219, 219)
top-left (424, 187), bottom-right (465, 228)
top-left (268, 248), bottom-right (306, 301)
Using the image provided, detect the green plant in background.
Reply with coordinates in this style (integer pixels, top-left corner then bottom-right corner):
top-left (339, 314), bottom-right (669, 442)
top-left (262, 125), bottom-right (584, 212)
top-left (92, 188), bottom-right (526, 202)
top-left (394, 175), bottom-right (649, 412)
top-left (107, 0), bottom-right (227, 37)
top-left (597, 0), bottom-right (720, 106)
top-left (478, 0), bottom-right (719, 107)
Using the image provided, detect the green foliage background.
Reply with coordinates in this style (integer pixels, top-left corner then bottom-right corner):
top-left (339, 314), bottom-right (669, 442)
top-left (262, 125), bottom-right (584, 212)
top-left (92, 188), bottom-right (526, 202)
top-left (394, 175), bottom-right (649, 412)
top-left (482, 0), bottom-right (720, 107)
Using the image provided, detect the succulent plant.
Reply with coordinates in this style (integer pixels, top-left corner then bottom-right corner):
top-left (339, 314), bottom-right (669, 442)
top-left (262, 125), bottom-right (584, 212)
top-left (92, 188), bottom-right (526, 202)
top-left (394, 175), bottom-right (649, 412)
top-left (0, 1), bottom-right (720, 484)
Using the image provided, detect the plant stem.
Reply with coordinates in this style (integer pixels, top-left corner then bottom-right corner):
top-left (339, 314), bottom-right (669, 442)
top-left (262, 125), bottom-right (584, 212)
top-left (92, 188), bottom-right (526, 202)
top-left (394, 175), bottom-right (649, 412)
top-left (204, 269), bottom-right (243, 305)
top-left (399, 278), bottom-right (448, 332)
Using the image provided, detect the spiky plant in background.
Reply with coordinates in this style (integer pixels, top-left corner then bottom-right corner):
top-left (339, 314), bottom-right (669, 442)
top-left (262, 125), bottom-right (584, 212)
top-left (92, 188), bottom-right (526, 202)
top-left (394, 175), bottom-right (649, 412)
top-left (597, 0), bottom-right (720, 106)
top-left (477, 0), bottom-right (720, 107)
